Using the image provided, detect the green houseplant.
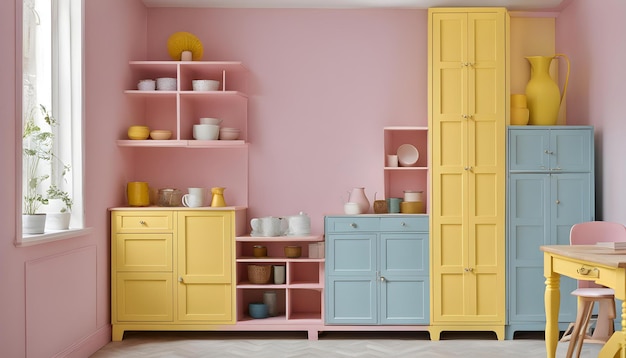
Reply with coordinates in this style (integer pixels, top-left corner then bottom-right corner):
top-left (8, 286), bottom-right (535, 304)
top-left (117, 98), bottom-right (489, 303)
top-left (22, 104), bottom-right (71, 233)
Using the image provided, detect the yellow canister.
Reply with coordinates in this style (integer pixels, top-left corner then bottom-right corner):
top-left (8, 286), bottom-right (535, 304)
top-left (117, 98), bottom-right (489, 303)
top-left (127, 182), bottom-right (150, 206)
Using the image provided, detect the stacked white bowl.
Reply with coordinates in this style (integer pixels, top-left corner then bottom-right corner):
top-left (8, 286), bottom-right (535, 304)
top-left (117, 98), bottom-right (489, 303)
top-left (193, 118), bottom-right (222, 140)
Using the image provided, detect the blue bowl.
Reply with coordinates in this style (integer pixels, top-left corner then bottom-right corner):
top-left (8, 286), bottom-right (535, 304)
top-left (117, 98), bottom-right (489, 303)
top-left (248, 303), bottom-right (268, 319)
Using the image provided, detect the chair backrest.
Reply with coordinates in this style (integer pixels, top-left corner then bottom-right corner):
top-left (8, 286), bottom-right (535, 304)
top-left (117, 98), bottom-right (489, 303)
top-left (570, 221), bottom-right (626, 288)
top-left (570, 221), bottom-right (626, 245)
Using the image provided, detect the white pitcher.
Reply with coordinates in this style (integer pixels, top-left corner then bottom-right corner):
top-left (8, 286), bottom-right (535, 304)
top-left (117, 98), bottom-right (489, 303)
top-left (250, 217), bottom-right (287, 237)
top-left (287, 212), bottom-right (311, 236)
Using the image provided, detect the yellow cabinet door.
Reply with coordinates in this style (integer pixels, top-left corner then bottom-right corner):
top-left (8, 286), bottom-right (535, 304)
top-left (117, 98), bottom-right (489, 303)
top-left (429, 7), bottom-right (507, 336)
top-left (115, 272), bottom-right (174, 322)
top-left (177, 211), bottom-right (234, 323)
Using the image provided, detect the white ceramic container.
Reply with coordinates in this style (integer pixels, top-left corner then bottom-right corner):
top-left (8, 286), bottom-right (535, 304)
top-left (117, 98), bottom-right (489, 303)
top-left (192, 79), bottom-right (220, 91)
top-left (192, 124), bottom-right (219, 140)
top-left (156, 77), bottom-right (177, 91)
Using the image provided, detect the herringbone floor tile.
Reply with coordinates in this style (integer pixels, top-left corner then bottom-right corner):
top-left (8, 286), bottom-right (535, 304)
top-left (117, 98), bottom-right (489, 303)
top-left (91, 331), bottom-right (602, 357)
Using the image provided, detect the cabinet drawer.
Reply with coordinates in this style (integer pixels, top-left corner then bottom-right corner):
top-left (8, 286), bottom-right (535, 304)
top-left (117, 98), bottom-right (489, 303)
top-left (115, 272), bottom-right (174, 322)
top-left (380, 216), bottom-right (428, 232)
top-left (325, 217), bottom-right (379, 232)
top-left (115, 233), bottom-right (173, 272)
top-left (113, 211), bottom-right (174, 232)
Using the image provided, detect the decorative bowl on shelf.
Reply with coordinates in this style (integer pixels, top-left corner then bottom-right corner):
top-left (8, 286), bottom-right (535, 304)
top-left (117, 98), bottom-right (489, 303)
top-left (127, 125), bottom-right (150, 140)
top-left (219, 128), bottom-right (240, 140)
top-left (397, 144), bottom-right (419, 167)
top-left (192, 80), bottom-right (220, 91)
top-left (199, 117), bottom-right (223, 125)
top-left (284, 246), bottom-right (302, 258)
top-left (156, 77), bottom-right (177, 91)
top-left (248, 264), bottom-right (271, 284)
top-left (150, 130), bottom-right (172, 140)
top-left (248, 303), bottom-right (268, 319)
top-left (193, 124), bottom-right (219, 140)
top-left (253, 245), bottom-right (267, 257)
top-left (137, 79), bottom-right (156, 91)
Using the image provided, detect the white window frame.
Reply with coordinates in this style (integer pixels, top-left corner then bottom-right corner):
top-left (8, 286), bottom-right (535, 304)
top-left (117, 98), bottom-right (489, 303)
top-left (16, 0), bottom-right (89, 246)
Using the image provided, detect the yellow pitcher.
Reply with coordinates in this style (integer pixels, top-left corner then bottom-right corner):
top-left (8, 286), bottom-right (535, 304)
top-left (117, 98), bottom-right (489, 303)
top-left (525, 54), bottom-right (570, 125)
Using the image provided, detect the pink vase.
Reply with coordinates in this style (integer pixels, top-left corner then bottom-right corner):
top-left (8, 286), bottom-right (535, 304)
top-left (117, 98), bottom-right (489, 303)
top-left (348, 187), bottom-right (370, 214)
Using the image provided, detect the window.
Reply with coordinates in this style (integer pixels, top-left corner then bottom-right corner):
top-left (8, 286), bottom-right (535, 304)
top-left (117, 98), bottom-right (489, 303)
top-left (18, 0), bottom-right (85, 245)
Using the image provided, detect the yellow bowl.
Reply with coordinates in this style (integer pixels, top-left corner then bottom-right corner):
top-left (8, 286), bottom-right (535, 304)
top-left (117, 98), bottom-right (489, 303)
top-left (128, 125), bottom-right (150, 140)
top-left (284, 246), bottom-right (302, 258)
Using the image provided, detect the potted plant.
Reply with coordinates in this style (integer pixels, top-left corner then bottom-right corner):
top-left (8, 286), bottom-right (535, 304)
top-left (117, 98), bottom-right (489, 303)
top-left (22, 105), bottom-right (71, 234)
top-left (46, 183), bottom-right (73, 230)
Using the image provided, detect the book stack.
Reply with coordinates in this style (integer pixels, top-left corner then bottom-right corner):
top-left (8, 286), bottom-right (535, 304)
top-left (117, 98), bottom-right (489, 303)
top-left (596, 241), bottom-right (626, 249)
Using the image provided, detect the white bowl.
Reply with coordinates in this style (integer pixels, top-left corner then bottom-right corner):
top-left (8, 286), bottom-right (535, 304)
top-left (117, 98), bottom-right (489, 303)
top-left (156, 77), bottom-right (177, 91)
top-left (192, 80), bottom-right (220, 91)
top-left (397, 144), bottom-right (419, 167)
top-left (193, 124), bottom-right (219, 140)
top-left (199, 117), bottom-right (223, 125)
top-left (137, 79), bottom-right (156, 91)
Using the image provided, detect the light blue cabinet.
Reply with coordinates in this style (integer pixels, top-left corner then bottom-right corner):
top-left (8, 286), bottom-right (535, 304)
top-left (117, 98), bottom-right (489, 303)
top-left (506, 126), bottom-right (594, 339)
top-left (325, 215), bottom-right (429, 325)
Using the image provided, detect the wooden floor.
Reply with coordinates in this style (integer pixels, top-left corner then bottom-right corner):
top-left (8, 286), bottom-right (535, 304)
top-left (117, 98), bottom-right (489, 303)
top-left (91, 331), bottom-right (602, 357)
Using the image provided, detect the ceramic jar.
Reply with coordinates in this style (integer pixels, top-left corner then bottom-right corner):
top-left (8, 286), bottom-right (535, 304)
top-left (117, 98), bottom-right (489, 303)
top-left (348, 187), bottom-right (370, 214)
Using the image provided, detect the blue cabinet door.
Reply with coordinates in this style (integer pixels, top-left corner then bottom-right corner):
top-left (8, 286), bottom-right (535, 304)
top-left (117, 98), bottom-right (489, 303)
top-left (325, 233), bottom-right (377, 324)
top-left (550, 129), bottom-right (592, 172)
top-left (379, 233), bottom-right (429, 324)
top-left (508, 129), bottom-right (550, 171)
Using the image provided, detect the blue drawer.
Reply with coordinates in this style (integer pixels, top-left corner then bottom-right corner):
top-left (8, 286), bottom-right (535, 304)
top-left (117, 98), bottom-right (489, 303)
top-left (380, 216), bottom-right (428, 232)
top-left (325, 217), bottom-right (379, 232)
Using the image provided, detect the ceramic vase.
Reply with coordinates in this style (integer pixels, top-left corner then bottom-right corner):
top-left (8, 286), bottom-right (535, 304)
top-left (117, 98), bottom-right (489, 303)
top-left (525, 54), bottom-right (570, 125)
top-left (210, 187), bottom-right (226, 207)
top-left (263, 291), bottom-right (278, 317)
top-left (348, 187), bottom-right (370, 214)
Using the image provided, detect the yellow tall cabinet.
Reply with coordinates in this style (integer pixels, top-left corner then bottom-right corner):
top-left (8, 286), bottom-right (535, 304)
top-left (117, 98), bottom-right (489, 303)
top-left (111, 208), bottom-right (242, 341)
top-left (428, 8), bottom-right (508, 340)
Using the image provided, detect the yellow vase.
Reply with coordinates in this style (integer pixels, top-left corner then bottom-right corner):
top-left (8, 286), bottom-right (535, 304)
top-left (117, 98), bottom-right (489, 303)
top-left (525, 54), bottom-right (570, 125)
top-left (210, 187), bottom-right (226, 207)
top-left (510, 94), bottom-right (529, 125)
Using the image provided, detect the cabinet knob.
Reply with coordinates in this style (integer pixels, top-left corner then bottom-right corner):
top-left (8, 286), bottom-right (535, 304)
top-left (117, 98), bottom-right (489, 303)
top-left (464, 268), bottom-right (474, 272)
top-left (553, 167), bottom-right (562, 171)
top-left (544, 150), bottom-right (554, 155)
top-left (139, 220), bottom-right (146, 225)
top-left (555, 199), bottom-right (560, 204)
top-left (401, 222), bottom-right (406, 227)
top-left (380, 276), bottom-right (386, 282)
top-left (178, 276), bottom-right (184, 283)
top-left (350, 223), bottom-right (357, 228)
top-left (464, 167), bottom-right (473, 171)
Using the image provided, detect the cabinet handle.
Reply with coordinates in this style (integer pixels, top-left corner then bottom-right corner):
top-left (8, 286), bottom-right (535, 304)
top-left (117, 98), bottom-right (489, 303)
top-left (380, 276), bottom-right (386, 282)
top-left (552, 167), bottom-right (562, 171)
top-left (464, 167), bottom-right (473, 171)
top-left (178, 276), bottom-right (184, 283)
top-left (139, 220), bottom-right (146, 225)
top-left (544, 150), bottom-right (554, 155)
top-left (350, 223), bottom-right (357, 228)
top-left (464, 267), bottom-right (474, 272)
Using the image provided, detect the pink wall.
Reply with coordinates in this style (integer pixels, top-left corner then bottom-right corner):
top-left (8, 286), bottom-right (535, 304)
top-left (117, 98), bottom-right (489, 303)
top-left (143, 8), bottom-right (428, 234)
top-left (556, 0), bottom-right (626, 222)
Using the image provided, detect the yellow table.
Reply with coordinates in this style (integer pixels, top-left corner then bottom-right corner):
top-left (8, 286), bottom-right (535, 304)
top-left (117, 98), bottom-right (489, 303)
top-left (542, 245), bottom-right (626, 358)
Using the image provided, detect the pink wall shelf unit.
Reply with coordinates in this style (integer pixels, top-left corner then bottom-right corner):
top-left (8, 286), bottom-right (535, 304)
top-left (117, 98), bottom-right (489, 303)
top-left (383, 126), bottom-right (429, 212)
top-left (120, 61), bottom-right (248, 147)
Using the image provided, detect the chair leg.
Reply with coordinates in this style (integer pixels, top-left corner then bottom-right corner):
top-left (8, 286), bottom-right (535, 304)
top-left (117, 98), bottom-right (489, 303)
top-left (566, 299), bottom-right (594, 358)
top-left (588, 298), bottom-right (616, 343)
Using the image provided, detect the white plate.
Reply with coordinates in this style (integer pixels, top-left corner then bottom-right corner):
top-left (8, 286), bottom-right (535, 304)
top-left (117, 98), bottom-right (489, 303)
top-left (397, 144), bottom-right (419, 167)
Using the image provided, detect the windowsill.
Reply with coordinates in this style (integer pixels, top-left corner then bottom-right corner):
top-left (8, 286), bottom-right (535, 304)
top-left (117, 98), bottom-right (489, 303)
top-left (15, 227), bottom-right (94, 247)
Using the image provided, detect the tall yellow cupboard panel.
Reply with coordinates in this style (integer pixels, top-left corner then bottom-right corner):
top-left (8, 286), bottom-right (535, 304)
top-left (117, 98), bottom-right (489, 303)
top-left (177, 211), bottom-right (234, 322)
top-left (429, 7), bottom-right (507, 341)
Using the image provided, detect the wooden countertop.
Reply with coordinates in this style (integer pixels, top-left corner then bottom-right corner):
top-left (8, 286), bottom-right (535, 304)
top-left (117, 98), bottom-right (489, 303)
top-left (541, 245), bottom-right (626, 269)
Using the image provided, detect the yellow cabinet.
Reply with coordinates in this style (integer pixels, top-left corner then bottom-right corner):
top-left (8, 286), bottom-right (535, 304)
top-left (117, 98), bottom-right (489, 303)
top-left (111, 209), bottom-right (238, 341)
top-left (428, 7), bottom-right (507, 340)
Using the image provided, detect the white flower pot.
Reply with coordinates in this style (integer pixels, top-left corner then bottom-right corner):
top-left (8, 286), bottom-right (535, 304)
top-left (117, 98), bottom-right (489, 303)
top-left (46, 212), bottom-right (71, 230)
top-left (22, 214), bottom-right (47, 234)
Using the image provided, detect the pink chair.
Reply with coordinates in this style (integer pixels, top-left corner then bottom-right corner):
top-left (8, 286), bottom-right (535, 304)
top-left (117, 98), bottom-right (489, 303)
top-left (562, 221), bottom-right (626, 358)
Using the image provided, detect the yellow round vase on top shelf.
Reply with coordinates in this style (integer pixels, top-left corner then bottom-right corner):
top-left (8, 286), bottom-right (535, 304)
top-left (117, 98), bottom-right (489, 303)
top-left (510, 94), bottom-right (529, 125)
top-left (525, 54), bottom-right (570, 125)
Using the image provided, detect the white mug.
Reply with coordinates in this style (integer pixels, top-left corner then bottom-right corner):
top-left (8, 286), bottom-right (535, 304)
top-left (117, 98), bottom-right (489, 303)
top-left (387, 154), bottom-right (399, 167)
top-left (182, 187), bottom-right (206, 207)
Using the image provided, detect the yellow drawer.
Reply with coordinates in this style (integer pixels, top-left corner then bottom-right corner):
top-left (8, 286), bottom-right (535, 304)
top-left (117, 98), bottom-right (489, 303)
top-left (115, 233), bottom-right (173, 272)
top-left (115, 272), bottom-right (174, 322)
top-left (113, 211), bottom-right (174, 233)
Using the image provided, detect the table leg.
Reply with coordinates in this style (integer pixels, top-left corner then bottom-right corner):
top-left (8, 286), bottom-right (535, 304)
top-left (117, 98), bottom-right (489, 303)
top-left (545, 273), bottom-right (560, 358)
